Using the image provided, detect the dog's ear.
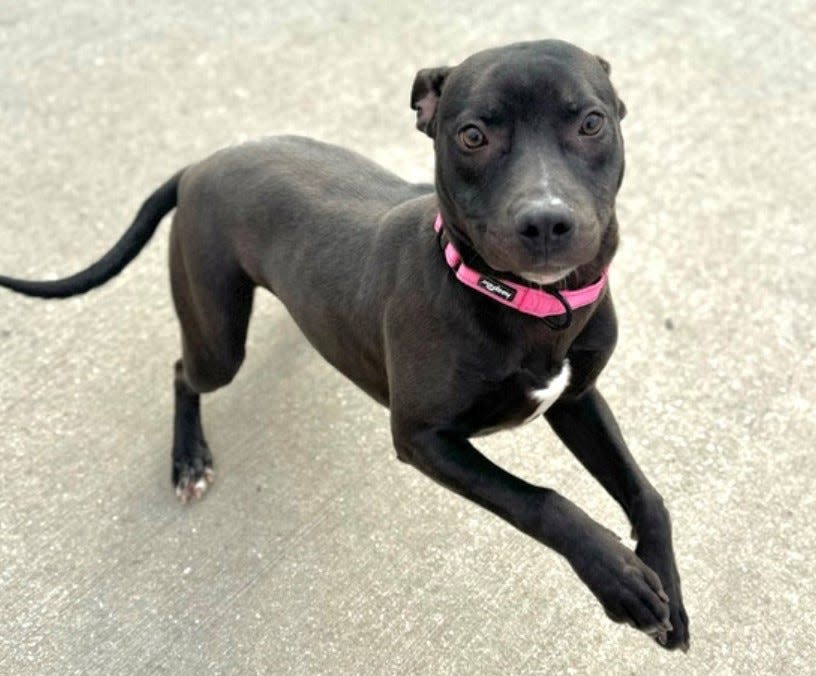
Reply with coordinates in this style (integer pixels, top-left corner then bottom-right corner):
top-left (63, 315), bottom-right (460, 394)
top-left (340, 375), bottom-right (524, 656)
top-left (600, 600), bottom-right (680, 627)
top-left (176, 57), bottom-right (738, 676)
top-left (410, 67), bottom-right (451, 137)
top-left (595, 55), bottom-right (627, 120)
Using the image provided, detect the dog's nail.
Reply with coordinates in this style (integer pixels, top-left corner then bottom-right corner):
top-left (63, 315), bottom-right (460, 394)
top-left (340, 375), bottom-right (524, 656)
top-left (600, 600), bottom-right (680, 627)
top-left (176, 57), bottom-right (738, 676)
top-left (681, 640), bottom-right (690, 653)
top-left (204, 468), bottom-right (215, 484)
top-left (662, 619), bottom-right (673, 632)
top-left (659, 590), bottom-right (670, 603)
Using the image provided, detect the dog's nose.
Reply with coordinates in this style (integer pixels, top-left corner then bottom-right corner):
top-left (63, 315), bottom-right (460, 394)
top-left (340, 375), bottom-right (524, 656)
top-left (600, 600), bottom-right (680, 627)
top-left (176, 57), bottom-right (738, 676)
top-left (516, 207), bottom-right (575, 247)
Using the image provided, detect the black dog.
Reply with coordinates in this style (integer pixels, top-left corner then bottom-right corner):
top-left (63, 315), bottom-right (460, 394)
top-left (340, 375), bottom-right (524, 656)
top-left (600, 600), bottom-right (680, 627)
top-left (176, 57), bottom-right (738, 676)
top-left (0, 40), bottom-right (689, 650)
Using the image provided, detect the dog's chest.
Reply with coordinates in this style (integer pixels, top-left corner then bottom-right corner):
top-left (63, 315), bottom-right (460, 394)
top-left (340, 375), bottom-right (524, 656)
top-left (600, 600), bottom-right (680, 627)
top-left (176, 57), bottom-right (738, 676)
top-left (468, 359), bottom-right (571, 436)
top-left (523, 359), bottom-right (571, 423)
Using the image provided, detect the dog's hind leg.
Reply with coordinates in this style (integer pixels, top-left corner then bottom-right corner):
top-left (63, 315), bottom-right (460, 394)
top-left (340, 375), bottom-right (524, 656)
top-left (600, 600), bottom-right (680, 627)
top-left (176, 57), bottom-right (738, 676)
top-left (171, 359), bottom-right (213, 502)
top-left (167, 216), bottom-right (255, 502)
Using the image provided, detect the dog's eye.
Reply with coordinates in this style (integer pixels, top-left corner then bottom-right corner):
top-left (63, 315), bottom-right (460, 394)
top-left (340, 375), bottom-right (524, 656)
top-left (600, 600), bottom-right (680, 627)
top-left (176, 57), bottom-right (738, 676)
top-left (579, 112), bottom-right (605, 136)
top-left (458, 125), bottom-right (487, 149)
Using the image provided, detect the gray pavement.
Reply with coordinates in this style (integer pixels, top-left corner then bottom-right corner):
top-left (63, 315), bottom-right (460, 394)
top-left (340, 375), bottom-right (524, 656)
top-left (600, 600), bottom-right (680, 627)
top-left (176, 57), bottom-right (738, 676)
top-left (1, 1), bottom-right (815, 674)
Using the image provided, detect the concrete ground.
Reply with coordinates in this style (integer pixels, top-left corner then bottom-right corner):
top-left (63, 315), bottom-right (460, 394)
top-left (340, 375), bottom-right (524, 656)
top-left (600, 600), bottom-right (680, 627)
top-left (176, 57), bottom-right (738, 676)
top-left (1, 1), bottom-right (814, 673)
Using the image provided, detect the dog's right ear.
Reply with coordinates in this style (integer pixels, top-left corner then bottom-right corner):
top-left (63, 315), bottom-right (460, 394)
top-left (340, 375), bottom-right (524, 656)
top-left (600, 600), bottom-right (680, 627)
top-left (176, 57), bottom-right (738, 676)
top-left (410, 67), bottom-right (451, 137)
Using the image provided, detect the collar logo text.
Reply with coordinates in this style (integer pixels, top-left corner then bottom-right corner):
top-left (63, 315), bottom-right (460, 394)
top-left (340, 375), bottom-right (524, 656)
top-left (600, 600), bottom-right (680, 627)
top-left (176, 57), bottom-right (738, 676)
top-left (478, 276), bottom-right (517, 301)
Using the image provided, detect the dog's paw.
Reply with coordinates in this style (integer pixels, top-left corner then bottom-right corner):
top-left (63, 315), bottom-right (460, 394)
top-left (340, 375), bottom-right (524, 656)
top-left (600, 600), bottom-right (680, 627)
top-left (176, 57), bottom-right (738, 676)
top-left (636, 539), bottom-right (690, 651)
top-left (172, 434), bottom-right (214, 504)
top-left (574, 535), bottom-right (672, 642)
top-left (175, 466), bottom-right (215, 504)
top-left (660, 601), bottom-right (690, 652)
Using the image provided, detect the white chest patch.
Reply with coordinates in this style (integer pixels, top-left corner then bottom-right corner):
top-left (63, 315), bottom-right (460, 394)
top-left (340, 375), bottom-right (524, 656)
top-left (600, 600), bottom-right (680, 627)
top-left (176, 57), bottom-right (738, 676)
top-left (524, 359), bottom-right (571, 424)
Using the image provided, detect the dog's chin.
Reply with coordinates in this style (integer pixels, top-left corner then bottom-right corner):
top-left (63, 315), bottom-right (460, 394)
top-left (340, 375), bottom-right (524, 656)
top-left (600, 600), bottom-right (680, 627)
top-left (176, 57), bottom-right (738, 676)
top-left (518, 268), bottom-right (574, 286)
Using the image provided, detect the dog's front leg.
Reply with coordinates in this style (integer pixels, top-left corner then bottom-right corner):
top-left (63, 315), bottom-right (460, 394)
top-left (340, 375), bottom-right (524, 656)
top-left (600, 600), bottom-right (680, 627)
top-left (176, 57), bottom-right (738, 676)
top-left (392, 425), bottom-right (671, 640)
top-left (545, 387), bottom-right (689, 650)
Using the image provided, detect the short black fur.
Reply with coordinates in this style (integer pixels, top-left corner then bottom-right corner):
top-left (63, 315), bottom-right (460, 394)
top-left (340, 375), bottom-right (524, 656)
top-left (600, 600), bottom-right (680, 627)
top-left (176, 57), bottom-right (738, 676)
top-left (0, 40), bottom-right (688, 650)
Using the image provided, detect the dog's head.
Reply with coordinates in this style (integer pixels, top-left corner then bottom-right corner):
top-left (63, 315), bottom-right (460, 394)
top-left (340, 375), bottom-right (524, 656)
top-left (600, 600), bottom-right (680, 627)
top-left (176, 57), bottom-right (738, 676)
top-left (411, 40), bottom-right (626, 286)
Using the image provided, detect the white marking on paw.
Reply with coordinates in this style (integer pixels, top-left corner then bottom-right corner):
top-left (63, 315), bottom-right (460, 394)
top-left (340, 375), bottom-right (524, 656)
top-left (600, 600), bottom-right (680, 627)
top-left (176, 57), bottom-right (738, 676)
top-left (175, 469), bottom-right (216, 504)
top-left (524, 360), bottom-right (571, 423)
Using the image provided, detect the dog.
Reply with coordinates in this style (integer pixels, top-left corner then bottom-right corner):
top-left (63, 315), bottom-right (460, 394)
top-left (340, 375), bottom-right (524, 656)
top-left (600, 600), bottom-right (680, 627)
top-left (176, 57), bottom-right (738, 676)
top-left (0, 39), bottom-right (689, 650)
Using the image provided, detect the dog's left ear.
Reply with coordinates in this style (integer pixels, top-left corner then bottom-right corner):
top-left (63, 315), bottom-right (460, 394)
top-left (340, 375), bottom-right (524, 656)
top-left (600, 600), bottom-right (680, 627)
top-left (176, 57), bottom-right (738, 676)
top-left (595, 56), bottom-right (627, 120)
top-left (410, 67), bottom-right (451, 137)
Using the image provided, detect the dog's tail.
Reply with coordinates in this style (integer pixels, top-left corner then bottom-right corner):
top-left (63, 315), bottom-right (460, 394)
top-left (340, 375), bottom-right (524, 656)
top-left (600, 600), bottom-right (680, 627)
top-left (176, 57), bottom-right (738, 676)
top-left (0, 171), bottom-right (183, 299)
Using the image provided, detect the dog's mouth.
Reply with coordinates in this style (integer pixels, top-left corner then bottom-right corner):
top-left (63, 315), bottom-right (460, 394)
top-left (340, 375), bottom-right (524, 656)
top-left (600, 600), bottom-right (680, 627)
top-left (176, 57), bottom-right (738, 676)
top-left (517, 268), bottom-right (575, 286)
top-left (484, 250), bottom-right (579, 287)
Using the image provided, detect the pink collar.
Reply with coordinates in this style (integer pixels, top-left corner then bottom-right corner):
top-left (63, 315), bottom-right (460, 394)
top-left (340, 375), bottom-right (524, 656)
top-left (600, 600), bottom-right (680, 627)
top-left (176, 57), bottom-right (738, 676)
top-left (434, 213), bottom-right (608, 319)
